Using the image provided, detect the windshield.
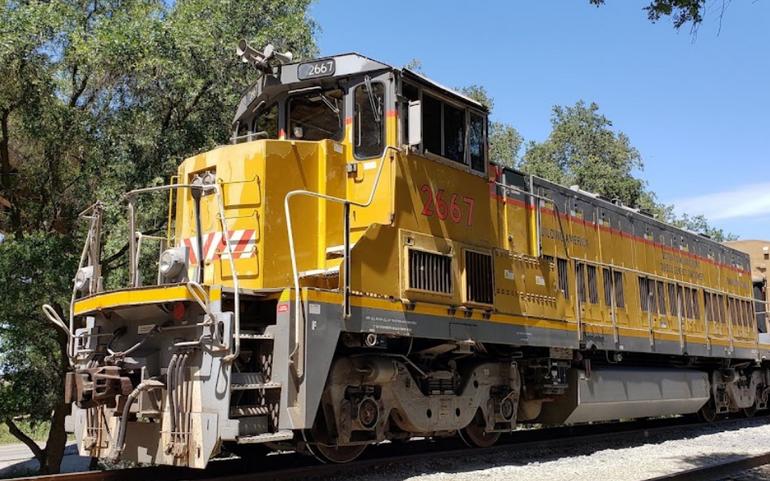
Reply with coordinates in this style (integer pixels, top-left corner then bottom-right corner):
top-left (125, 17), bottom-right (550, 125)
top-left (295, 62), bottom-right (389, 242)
top-left (288, 88), bottom-right (343, 141)
top-left (252, 102), bottom-right (279, 139)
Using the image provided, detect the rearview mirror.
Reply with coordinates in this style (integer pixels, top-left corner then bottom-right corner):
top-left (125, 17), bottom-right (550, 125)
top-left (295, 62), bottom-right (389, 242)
top-left (408, 100), bottom-right (422, 147)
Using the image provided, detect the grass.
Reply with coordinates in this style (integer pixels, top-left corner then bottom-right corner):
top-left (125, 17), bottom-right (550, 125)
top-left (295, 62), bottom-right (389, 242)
top-left (0, 421), bottom-right (50, 445)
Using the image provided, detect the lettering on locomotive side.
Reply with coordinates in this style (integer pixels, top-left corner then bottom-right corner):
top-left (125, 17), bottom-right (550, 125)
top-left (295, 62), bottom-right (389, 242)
top-left (660, 251), bottom-right (704, 280)
top-left (541, 227), bottom-right (588, 247)
top-left (363, 314), bottom-right (417, 335)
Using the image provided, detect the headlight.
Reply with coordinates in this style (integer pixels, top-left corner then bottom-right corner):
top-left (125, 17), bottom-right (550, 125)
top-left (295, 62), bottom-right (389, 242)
top-left (159, 247), bottom-right (187, 281)
top-left (74, 266), bottom-right (93, 293)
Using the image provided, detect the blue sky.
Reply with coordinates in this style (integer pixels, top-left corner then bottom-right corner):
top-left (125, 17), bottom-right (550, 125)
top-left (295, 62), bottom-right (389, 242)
top-left (311, 0), bottom-right (770, 239)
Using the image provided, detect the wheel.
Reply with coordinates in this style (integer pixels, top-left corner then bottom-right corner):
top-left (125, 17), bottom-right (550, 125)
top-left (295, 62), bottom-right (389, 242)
top-left (459, 413), bottom-right (500, 448)
top-left (698, 399), bottom-right (718, 423)
top-left (302, 415), bottom-right (368, 464)
top-left (743, 404), bottom-right (758, 418)
top-left (307, 441), bottom-right (367, 464)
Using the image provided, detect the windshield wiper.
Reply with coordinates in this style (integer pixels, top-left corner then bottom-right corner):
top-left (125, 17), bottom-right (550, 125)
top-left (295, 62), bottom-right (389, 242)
top-left (318, 94), bottom-right (340, 115)
top-left (364, 75), bottom-right (382, 123)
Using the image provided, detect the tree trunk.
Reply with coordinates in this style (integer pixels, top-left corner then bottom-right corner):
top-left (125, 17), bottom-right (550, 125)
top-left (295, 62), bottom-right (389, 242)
top-left (42, 402), bottom-right (70, 474)
top-left (41, 321), bottom-right (73, 475)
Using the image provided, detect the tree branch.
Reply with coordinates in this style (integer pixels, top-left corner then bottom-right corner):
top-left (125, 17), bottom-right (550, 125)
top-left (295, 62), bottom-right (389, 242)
top-left (68, 66), bottom-right (91, 108)
top-left (5, 418), bottom-right (45, 461)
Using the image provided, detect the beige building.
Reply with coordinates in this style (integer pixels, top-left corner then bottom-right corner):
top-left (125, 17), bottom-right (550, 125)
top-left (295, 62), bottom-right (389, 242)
top-left (725, 240), bottom-right (769, 332)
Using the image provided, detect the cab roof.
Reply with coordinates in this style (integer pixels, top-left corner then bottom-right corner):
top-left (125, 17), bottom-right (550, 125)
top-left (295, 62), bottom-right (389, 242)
top-left (233, 52), bottom-right (486, 125)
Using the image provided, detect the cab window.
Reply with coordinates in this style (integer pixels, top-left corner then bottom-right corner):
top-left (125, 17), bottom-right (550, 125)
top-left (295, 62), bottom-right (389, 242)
top-left (469, 113), bottom-right (485, 172)
top-left (288, 88), bottom-right (343, 141)
top-left (414, 86), bottom-right (486, 174)
top-left (443, 103), bottom-right (465, 163)
top-left (422, 94), bottom-right (442, 156)
top-left (252, 102), bottom-right (278, 139)
top-left (354, 81), bottom-right (384, 158)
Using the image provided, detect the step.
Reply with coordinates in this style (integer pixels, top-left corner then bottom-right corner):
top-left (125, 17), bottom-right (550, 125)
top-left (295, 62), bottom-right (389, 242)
top-left (236, 430), bottom-right (294, 444)
top-left (230, 405), bottom-right (271, 417)
top-left (299, 265), bottom-right (340, 278)
top-left (231, 381), bottom-right (281, 391)
top-left (325, 244), bottom-right (347, 259)
top-left (230, 372), bottom-right (281, 391)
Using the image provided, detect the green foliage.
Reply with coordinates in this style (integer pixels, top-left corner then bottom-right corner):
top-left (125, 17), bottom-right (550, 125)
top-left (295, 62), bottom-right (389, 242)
top-left (0, 0), bottom-right (317, 473)
top-left (507, 99), bottom-right (733, 240)
top-left (520, 101), bottom-right (646, 207)
top-left (0, 421), bottom-right (53, 445)
top-left (458, 85), bottom-right (523, 169)
top-left (489, 122), bottom-right (523, 169)
top-left (645, 201), bottom-right (738, 241)
top-left (589, 0), bottom-right (711, 29)
top-left (0, 233), bottom-right (76, 423)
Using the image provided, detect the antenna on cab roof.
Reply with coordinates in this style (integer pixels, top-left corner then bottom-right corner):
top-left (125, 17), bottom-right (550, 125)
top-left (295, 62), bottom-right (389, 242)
top-left (236, 40), bottom-right (293, 73)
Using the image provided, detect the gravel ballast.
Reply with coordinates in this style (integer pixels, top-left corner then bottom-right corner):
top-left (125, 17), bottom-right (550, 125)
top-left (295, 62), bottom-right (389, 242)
top-left (325, 418), bottom-right (770, 481)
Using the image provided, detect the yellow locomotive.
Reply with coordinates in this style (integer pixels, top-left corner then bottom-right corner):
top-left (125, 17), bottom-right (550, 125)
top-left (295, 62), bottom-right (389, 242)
top-left (49, 42), bottom-right (770, 466)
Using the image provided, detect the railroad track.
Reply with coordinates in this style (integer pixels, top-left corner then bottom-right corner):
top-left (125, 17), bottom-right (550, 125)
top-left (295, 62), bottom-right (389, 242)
top-left (13, 415), bottom-right (770, 481)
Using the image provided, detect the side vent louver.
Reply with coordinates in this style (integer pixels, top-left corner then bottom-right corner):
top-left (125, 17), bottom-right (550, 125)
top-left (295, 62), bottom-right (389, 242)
top-left (408, 249), bottom-right (452, 294)
top-left (465, 251), bottom-right (493, 305)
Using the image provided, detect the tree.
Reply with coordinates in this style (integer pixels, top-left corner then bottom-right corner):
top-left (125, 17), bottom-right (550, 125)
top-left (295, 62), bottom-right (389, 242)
top-left (0, 0), bottom-right (316, 473)
top-left (520, 101), bottom-right (647, 207)
top-left (589, 0), bottom-right (731, 31)
top-left (520, 100), bottom-right (734, 240)
top-left (0, 234), bottom-right (77, 474)
top-left (489, 122), bottom-right (523, 169)
top-left (459, 85), bottom-right (523, 168)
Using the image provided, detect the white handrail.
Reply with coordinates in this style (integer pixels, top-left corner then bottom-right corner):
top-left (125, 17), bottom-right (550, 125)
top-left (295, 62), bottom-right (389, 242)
top-left (284, 146), bottom-right (398, 377)
top-left (213, 181), bottom-right (242, 363)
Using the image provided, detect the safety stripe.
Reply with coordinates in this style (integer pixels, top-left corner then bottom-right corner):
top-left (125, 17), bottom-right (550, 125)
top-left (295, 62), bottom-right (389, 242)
top-left (181, 230), bottom-right (256, 263)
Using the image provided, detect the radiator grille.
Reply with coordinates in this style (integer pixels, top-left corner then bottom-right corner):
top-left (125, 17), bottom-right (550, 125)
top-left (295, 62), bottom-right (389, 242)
top-left (465, 251), bottom-right (493, 304)
top-left (408, 249), bottom-right (452, 294)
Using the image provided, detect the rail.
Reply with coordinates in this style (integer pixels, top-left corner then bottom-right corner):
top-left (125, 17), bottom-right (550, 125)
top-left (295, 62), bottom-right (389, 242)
top-left (124, 181), bottom-right (242, 363)
top-left (284, 146), bottom-right (398, 378)
top-left (12, 415), bottom-right (769, 481)
top-left (47, 181), bottom-right (242, 364)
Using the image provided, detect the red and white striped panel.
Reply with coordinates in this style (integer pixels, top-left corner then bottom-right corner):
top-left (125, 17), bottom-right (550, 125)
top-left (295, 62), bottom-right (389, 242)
top-left (182, 229), bottom-right (256, 264)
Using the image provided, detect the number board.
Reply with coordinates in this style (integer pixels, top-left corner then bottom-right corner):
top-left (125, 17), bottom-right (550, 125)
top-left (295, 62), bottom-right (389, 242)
top-left (297, 59), bottom-right (336, 80)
